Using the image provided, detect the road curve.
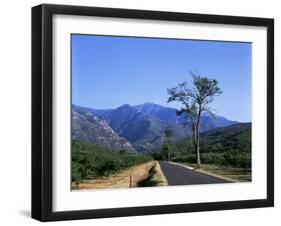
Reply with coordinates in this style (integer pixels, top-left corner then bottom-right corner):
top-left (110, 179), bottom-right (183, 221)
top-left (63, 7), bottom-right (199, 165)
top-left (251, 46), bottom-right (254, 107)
top-left (159, 161), bottom-right (230, 185)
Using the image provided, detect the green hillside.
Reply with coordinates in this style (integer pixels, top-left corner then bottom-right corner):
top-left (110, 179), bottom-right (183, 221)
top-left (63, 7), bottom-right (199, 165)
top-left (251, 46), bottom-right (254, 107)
top-left (160, 123), bottom-right (252, 168)
top-left (200, 122), bottom-right (251, 153)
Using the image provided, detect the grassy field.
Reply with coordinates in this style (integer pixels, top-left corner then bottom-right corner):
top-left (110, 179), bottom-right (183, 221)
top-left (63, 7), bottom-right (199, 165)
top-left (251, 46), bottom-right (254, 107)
top-left (181, 163), bottom-right (251, 182)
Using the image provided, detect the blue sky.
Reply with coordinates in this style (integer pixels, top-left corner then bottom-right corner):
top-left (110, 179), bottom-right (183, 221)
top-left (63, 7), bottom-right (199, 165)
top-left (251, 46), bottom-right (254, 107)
top-left (72, 34), bottom-right (252, 122)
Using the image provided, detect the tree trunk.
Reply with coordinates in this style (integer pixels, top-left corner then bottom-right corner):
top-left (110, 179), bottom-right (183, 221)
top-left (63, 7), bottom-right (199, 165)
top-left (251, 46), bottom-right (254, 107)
top-left (168, 149), bottom-right (170, 162)
top-left (192, 124), bottom-right (197, 161)
top-left (192, 122), bottom-right (196, 146)
top-left (196, 130), bottom-right (201, 169)
top-left (195, 110), bottom-right (201, 169)
top-left (191, 117), bottom-right (201, 169)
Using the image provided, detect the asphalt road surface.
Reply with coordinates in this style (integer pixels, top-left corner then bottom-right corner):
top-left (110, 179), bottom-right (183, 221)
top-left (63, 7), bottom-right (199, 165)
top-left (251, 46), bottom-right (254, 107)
top-left (159, 161), bottom-right (230, 185)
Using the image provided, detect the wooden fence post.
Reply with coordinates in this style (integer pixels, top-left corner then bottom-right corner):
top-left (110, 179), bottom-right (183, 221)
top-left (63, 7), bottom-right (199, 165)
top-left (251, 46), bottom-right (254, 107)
top-left (129, 174), bottom-right (132, 188)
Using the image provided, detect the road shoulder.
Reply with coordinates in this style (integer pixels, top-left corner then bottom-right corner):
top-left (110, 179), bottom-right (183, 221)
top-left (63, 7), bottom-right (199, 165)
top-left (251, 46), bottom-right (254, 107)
top-left (155, 161), bottom-right (168, 186)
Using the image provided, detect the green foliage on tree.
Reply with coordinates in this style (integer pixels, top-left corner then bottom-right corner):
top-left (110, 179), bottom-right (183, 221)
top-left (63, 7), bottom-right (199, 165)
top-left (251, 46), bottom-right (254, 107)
top-left (167, 71), bottom-right (222, 168)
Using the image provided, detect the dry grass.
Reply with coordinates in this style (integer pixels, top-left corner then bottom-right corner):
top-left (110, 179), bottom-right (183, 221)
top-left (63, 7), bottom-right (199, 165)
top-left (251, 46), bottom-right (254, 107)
top-left (153, 161), bottom-right (168, 186)
top-left (73, 161), bottom-right (156, 190)
top-left (136, 161), bottom-right (168, 187)
top-left (181, 163), bottom-right (251, 182)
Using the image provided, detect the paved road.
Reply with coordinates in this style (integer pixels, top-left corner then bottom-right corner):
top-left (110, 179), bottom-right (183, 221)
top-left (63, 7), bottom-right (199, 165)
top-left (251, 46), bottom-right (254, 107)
top-left (159, 161), bottom-right (230, 185)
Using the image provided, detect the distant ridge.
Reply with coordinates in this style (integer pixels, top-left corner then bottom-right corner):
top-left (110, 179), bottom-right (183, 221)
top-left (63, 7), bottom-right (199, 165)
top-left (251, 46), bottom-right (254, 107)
top-left (133, 102), bottom-right (238, 131)
top-left (72, 103), bottom-right (239, 152)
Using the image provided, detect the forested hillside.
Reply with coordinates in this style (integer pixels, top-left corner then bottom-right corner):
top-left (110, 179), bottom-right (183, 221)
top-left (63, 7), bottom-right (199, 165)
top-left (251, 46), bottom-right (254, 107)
top-left (153, 123), bottom-right (251, 168)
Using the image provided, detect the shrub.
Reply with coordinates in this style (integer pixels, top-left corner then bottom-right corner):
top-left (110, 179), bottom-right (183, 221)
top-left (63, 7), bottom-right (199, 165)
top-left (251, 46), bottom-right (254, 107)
top-left (71, 140), bottom-right (153, 184)
top-left (173, 150), bottom-right (251, 168)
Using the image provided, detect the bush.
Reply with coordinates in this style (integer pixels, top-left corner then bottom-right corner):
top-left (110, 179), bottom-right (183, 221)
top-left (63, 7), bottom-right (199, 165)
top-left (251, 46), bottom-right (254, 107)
top-left (171, 155), bottom-right (197, 163)
top-left (72, 140), bottom-right (153, 184)
top-left (173, 149), bottom-right (251, 168)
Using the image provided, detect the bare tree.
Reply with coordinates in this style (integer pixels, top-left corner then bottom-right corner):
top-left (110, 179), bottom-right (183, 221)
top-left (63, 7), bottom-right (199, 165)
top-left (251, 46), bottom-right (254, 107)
top-left (167, 71), bottom-right (222, 168)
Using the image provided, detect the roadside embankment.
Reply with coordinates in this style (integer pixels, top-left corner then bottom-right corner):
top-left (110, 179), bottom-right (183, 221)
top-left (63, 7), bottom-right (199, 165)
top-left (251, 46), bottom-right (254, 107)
top-left (138, 161), bottom-right (168, 187)
top-left (73, 161), bottom-right (156, 190)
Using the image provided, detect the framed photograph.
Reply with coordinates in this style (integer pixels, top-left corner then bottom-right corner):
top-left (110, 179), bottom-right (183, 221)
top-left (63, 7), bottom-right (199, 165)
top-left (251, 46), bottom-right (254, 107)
top-left (32, 4), bottom-right (274, 221)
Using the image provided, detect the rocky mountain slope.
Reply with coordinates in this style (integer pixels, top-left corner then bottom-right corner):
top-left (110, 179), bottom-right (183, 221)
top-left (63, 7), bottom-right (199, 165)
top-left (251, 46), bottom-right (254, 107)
top-left (72, 108), bottom-right (135, 152)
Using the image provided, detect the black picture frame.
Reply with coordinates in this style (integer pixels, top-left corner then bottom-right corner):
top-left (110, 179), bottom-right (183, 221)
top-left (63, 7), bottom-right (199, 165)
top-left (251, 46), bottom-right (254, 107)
top-left (32, 3), bottom-right (274, 222)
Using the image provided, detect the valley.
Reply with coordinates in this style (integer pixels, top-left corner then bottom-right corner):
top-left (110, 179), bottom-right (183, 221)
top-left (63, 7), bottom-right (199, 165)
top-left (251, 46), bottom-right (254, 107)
top-left (71, 102), bottom-right (251, 188)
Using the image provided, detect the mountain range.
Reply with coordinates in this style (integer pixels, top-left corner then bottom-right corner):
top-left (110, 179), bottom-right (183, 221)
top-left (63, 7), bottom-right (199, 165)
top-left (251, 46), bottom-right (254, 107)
top-left (72, 103), bottom-right (238, 153)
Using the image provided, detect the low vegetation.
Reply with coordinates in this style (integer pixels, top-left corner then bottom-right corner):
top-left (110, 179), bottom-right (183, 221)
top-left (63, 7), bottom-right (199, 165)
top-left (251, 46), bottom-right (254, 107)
top-left (182, 163), bottom-right (251, 182)
top-left (74, 161), bottom-right (156, 190)
top-left (72, 139), bottom-right (152, 186)
top-left (171, 150), bottom-right (251, 168)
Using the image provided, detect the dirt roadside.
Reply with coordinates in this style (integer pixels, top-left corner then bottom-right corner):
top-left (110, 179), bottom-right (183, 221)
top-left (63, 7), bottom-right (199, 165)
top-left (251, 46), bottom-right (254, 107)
top-left (73, 161), bottom-right (157, 190)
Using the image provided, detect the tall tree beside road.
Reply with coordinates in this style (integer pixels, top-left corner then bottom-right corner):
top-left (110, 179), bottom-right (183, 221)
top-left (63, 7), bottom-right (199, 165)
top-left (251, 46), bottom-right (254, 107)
top-left (167, 71), bottom-right (222, 168)
top-left (161, 129), bottom-right (174, 161)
